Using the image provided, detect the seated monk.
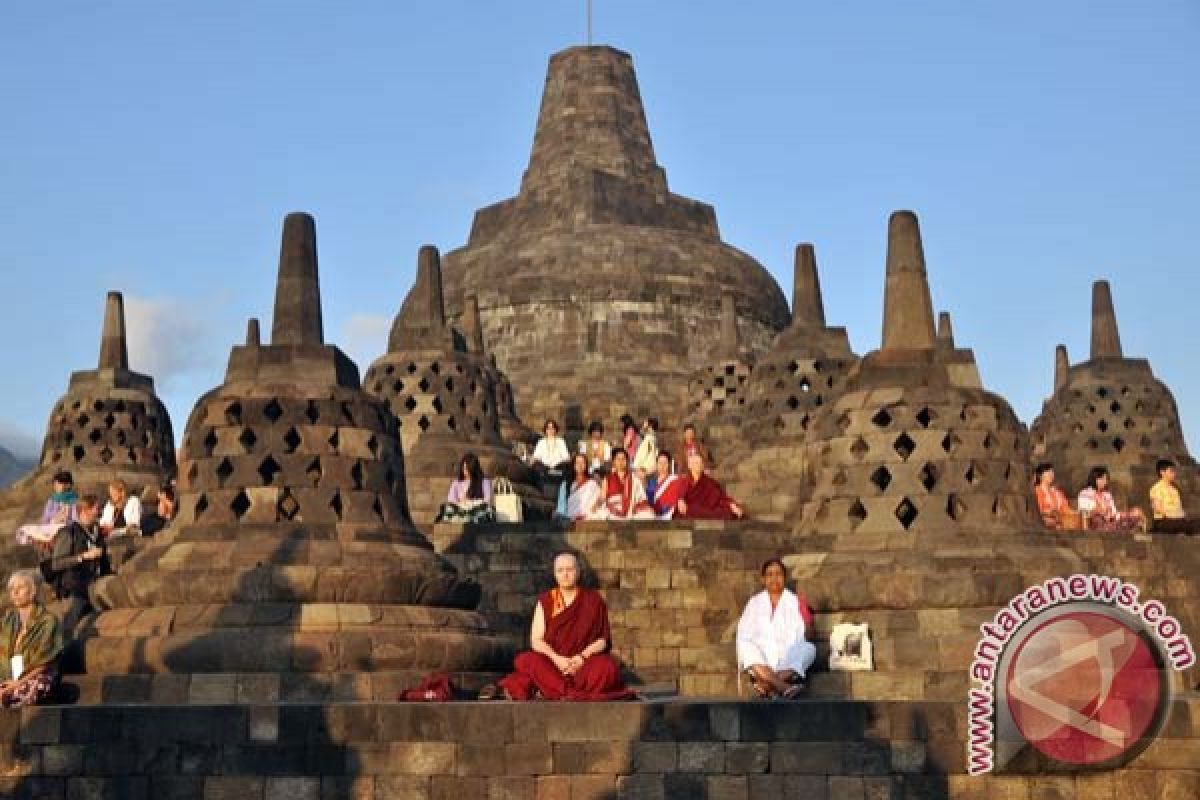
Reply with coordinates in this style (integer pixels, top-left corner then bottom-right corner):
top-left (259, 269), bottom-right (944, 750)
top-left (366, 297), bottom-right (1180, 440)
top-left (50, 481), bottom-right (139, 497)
top-left (0, 570), bottom-right (63, 708)
top-left (485, 552), bottom-right (634, 701)
top-left (1033, 463), bottom-right (1072, 529)
top-left (676, 451), bottom-right (745, 520)
top-left (644, 451), bottom-right (683, 519)
top-left (588, 448), bottom-right (655, 520)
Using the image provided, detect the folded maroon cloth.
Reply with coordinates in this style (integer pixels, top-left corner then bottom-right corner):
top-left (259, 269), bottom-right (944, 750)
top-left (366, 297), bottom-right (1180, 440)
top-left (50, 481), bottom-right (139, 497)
top-left (398, 672), bottom-right (454, 702)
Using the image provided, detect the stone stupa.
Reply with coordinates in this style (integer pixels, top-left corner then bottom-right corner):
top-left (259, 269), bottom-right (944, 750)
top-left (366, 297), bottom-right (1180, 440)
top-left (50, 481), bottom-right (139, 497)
top-left (440, 45), bottom-right (789, 431)
top-left (0, 291), bottom-right (175, 526)
top-left (798, 212), bottom-right (1036, 536)
top-left (85, 213), bottom-right (512, 683)
top-left (364, 246), bottom-right (541, 529)
top-left (1030, 279), bottom-right (1196, 506)
top-left (724, 244), bottom-right (858, 520)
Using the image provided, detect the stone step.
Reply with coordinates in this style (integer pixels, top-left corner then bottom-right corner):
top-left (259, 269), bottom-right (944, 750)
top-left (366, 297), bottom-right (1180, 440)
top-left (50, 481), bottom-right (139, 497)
top-left (1, 697), bottom-right (1197, 799)
top-left (58, 670), bottom-right (507, 706)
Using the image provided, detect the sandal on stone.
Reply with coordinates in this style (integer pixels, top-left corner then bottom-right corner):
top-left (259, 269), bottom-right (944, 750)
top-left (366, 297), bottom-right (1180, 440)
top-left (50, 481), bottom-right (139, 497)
top-left (477, 684), bottom-right (499, 701)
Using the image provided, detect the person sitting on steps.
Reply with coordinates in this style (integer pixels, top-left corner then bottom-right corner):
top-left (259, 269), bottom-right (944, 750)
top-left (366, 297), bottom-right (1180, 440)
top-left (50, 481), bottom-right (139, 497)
top-left (1149, 458), bottom-right (1192, 534)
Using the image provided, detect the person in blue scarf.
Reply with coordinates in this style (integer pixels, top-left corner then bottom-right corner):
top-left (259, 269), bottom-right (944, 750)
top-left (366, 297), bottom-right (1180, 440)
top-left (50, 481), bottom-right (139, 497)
top-left (15, 471), bottom-right (78, 548)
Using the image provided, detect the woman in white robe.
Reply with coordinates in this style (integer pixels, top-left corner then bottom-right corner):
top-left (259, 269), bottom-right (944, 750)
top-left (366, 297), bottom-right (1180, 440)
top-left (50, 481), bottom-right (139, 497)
top-left (736, 558), bottom-right (816, 699)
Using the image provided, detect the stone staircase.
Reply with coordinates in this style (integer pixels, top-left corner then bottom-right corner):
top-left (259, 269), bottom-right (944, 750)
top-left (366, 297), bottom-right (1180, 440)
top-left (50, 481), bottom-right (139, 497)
top-left (2, 697), bottom-right (1198, 799)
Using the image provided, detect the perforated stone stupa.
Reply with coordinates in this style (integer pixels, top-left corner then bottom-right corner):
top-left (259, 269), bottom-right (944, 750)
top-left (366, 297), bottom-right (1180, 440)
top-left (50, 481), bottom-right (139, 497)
top-left (0, 292), bottom-right (175, 520)
top-left (365, 246), bottom-right (538, 528)
top-left (684, 291), bottom-right (754, 458)
top-left (440, 45), bottom-right (790, 429)
top-left (1030, 279), bottom-right (1196, 505)
top-left (725, 245), bottom-right (857, 520)
top-left (798, 212), bottom-right (1035, 535)
top-left (85, 213), bottom-right (511, 678)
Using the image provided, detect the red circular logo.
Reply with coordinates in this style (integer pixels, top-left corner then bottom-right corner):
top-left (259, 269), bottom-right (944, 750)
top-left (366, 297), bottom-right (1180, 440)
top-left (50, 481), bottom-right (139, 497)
top-left (1005, 611), bottom-right (1165, 766)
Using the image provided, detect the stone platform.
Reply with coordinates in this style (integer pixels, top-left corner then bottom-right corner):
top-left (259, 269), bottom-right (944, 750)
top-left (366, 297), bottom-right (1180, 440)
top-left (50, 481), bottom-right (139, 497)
top-left (432, 521), bottom-right (1200, 698)
top-left (2, 697), bottom-right (1199, 799)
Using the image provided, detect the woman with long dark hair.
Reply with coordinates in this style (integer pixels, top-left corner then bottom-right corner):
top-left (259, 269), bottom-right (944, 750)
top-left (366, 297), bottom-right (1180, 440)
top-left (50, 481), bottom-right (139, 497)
top-left (588, 448), bottom-right (655, 520)
top-left (1077, 466), bottom-right (1145, 532)
top-left (436, 452), bottom-right (494, 523)
top-left (555, 453), bottom-right (600, 522)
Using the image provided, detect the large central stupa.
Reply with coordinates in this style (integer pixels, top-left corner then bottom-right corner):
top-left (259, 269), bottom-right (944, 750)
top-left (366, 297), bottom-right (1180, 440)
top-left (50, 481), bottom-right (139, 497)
top-left (440, 46), bottom-right (789, 428)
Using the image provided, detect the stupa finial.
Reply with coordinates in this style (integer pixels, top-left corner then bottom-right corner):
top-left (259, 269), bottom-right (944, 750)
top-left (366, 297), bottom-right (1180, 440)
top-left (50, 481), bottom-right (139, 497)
top-left (271, 212), bottom-right (324, 346)
top-left (881, 211), bottom-right (937, 351)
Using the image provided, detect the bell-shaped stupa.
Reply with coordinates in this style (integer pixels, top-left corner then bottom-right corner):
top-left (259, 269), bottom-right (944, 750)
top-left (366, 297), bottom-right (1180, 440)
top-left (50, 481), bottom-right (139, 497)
top-left (86, 214), bottom-right (512, 681)
top-left (365, 246), bottom-right (540, 528)
top-left (1030, 280), bottom-right (1196, 506)
top-left (723, 244), bottom-right (858, 519)
top-left (797, 212), bottom-right (1035, 535)
top-left (0, 291), bottom-right (175, 524)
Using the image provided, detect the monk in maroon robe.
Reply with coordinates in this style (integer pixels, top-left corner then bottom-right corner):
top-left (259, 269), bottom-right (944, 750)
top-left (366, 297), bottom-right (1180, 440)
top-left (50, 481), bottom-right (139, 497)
top-left (676, 451), bottom-right (745, 520)
top-left (492, 552), bottom-right (634, 701)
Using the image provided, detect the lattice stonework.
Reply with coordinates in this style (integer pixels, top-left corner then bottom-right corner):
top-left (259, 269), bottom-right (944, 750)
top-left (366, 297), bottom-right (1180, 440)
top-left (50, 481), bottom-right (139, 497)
top-left (39, 391), bottom-right (175, 472)
top-left (364, 356), bottom-right (502, 452)
top-left (800, 389), bottom-right (1035, 535)
top-left (687, 360), bottom-right (752, 419)
top-left (1032, 380), bottom-right (1187, 469)
top-left (175, 390), bottom-right (407, 528)
top-left (743, 356), bottom-right (856, 440)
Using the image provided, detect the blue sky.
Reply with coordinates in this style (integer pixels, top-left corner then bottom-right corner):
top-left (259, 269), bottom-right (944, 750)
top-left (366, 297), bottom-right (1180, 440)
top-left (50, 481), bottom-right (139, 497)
top-left (1, 1), bottom-right (1197, 458)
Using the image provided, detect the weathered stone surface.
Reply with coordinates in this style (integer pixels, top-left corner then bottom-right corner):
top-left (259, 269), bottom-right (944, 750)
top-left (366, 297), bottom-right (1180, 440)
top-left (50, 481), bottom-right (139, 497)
top-left (797, 212), bottom-right (1035, 536)
top-left (79, 213), bottom-right (512, 678)
top-left (440, 45), bottom-right (789, 427)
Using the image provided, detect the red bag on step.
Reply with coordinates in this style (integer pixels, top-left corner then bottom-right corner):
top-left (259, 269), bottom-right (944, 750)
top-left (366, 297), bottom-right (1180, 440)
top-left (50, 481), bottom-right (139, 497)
top-left (398, 672), bottom-right (454, 702)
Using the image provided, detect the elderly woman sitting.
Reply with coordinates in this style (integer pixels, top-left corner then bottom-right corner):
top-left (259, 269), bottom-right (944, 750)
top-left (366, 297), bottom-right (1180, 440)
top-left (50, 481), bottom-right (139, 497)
top-left (0, 570), bottom-right (63, 708)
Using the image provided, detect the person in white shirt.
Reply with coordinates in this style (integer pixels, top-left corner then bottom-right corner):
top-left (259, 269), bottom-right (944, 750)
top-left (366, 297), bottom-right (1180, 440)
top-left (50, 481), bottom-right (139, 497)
top-left (529, 419), bottom-right (571, 491)
top-left (579, 421), bottom-right (612, 477)
top-left (99, 479), bottom-right (142, 536)
top-left (736, 558), bottom-right (816, 700)
top-left (632, 417), bottom-right (659, 479)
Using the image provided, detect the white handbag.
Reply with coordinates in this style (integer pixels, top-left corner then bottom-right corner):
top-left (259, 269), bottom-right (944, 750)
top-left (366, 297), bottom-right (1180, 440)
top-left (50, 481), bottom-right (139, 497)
top-left (493, 477), bottom-right (523, 523)
top-left (829, 623), bottom-right (874, 671)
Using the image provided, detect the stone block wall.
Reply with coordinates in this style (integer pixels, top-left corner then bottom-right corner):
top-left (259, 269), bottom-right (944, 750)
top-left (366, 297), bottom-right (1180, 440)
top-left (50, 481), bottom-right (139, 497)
top-left (433, 521), bottom-right (1200, 698)
top-left (2, 699), bottom-right (1198, 799)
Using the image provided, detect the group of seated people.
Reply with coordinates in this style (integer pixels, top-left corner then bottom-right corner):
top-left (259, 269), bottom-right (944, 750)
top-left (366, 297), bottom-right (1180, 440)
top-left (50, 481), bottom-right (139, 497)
top-left (533, 416), bottom-right (744, 522)
top-left (1, 489), bottom-right (117, 708)
top-left (1034, 460), bottom-right (1192, 533)
top-left (16, 471), bottom-right (177, 549)
top-left (479, 551), bottom-right (813, 701)
top-left (436, 415), bottom-right (745, 524)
